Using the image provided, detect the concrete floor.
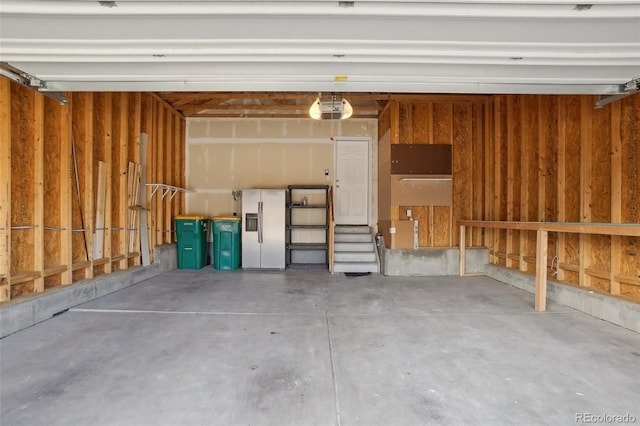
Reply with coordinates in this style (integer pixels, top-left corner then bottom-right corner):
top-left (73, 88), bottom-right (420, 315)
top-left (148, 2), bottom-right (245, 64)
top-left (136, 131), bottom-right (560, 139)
top-left (1, 270), bottom-right (639, 426)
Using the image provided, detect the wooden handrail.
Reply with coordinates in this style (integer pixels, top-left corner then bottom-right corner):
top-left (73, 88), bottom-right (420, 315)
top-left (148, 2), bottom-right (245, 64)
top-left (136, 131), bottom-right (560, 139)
top-left (458, 220), bottom-right (640, 313)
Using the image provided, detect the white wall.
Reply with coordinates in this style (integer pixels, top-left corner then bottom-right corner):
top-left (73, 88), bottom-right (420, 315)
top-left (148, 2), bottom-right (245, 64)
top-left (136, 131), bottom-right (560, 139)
top-left (185, 117), bottom-right (378, 227)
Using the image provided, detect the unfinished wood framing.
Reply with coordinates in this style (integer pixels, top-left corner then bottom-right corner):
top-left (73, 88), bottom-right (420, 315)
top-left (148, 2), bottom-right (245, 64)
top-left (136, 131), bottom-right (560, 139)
top-left (0, 80), bottom-right (184, 303)
top-left (0, 78), bottom-right (11, 301)
top-left (460, 220), bottom-right (640, 308)
top-left (378, 95), bottom-right (487, 250)
top-left (486, 93), bottom-right (640, 303)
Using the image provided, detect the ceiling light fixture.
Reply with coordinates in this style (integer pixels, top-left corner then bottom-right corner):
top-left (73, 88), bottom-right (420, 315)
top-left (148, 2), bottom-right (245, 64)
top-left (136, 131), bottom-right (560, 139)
top-left (309, 92), bottom-right (353, 120)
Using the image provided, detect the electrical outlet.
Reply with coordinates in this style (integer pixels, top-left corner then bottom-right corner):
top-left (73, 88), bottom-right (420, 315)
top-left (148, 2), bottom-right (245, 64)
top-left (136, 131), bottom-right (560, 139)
top-left (406, 209), bottom-right (412, 217)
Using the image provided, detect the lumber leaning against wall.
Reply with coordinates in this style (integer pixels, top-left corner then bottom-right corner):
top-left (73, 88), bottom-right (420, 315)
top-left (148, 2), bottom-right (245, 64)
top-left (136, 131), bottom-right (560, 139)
top-left (488, 94), bottom-right (640, 300)
top-left (0, 79), bottom-right (185, 302)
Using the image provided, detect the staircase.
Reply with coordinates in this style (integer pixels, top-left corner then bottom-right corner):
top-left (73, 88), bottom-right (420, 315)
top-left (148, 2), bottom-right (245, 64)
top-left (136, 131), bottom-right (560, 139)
top-left (333, 225), bottom-right (379, 273)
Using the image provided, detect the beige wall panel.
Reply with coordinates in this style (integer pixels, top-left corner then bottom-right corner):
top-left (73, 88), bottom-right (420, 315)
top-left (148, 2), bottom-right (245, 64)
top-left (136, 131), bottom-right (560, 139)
top-left (257, 120), bottom-right (296, 138)
top-left (186, 118), bottom-right (377, 224)
top-left (257, 145), bottom-right (287, 184)
top-left (309, 120), bottom-right (339, 139)
top-left (196, 144), bottom-right (234, 188)
top-left (231, 144), bottom-right (263, 188)
top-left (233, 120), bottom-right (260, 139)
top-left (187, 192), bottom-right (236, 217)
top-left (340, 119), bottom-right (377, 137)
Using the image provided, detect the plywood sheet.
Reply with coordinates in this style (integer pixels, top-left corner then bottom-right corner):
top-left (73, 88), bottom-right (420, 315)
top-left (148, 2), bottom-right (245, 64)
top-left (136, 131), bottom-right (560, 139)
top-left (390, 144), bottom-right (452, 174)
top-left (378, 220), bottom-right (414, 249)
top-left (43, 98), bottom-right (61, 270)
top-left (390, 175), bottom-right (452, 206)
top-left (564, 96), bottom-right (581, 222)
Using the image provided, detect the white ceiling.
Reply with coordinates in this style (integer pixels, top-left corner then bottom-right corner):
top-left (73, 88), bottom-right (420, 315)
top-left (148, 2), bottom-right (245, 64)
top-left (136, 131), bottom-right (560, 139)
top-left (1, 0), bottom-right (639, 95)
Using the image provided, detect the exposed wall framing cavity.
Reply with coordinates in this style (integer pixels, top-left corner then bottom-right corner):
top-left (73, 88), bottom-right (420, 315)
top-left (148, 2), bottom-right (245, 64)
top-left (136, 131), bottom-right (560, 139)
top-left (487, 94), bottom-right (640, 301)
top-left (0, 80), bottom-right (185, 302)
top-left (378, 95), bottom-right (490, 250)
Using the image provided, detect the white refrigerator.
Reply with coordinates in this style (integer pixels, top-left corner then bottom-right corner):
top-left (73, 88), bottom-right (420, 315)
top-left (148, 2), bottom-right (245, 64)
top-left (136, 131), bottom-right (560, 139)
top-left (241, 189), bottom-right (286, 269)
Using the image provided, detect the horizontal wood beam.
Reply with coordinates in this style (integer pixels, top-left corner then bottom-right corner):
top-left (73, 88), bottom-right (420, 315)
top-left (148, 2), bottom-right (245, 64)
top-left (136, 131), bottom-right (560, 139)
top-left (189, 113), bottom-right (379, 119)
top-left (459, 220), bottom-right (640, 237)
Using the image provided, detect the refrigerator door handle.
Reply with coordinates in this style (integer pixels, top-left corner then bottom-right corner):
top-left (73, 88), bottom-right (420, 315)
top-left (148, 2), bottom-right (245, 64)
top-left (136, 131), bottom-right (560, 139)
top-left (258, 201), bottom-right (263, 244)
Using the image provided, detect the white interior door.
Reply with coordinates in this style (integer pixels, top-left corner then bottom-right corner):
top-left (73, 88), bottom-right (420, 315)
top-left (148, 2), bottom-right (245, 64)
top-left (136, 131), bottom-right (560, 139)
top-left (334, 138), bottom-right (369, 225)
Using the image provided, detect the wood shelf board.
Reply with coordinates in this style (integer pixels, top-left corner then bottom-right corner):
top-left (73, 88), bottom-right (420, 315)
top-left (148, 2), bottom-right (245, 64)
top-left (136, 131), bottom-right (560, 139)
top-left (43, 265), bottom-right (68, 277)
top-left (459, 220), bottom-right (640, 237)
top-left (71, 261), bottom-right (92, 271)
top-left (10, 271), bottom-right (42, 285)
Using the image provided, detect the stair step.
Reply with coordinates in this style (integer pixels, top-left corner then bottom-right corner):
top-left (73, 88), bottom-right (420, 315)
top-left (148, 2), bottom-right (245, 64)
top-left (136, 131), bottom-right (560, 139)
top-left (334, 251), bottom-right (376, 262)
top-left (333, 261), bottom-right (378, 273)
top-left (335, 225), bottom-right (371, 234)
top-left (335, 233), bottom-right (372, 243)
top-left (334, 242), bottom-right (374, 252)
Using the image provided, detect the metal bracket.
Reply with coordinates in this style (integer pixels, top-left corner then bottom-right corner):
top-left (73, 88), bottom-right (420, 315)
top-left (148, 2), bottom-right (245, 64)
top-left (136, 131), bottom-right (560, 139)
top-left (0, 62), bottom-right (67, 105)
top-left (595, 76), bottom-right (639, 109)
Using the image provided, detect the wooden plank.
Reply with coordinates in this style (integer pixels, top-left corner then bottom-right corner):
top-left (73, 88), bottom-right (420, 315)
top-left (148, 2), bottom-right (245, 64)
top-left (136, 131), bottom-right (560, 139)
top-left (505, 96), bottom-right (515, 268)
top-left (619, 94), bottom-right (640, 297)
top-left (33, 93), bottom-right (45, 292)
top-left (43, 96), bottom-right (64, 289)
top-left (127, 162), bottom-right (135, 252)
top-left (390, 100), bottom-right (400, 221)
top-left (556, 97), bottom-right (567, 281)
top-left (103, 94), bottom-right (113, 273)
top-left (538, 97), bottom-right (548, 222)
top-left (164, 107), bottom-right (173, 244)
top-left (559, 263), bottom-right (579, 273)
top-left (579, 97), bottom-right (593, 287)
top-left (459, 224), bottom-right (466, 276)
top-left (43, 264), bottom-right (68, 277)
top-left (585, 267), bottom-right (611, 281)
top-left (117, 93), bottom-right (129, 269)
top-left (492, 97), bottom-right (502, 264)
top-left (71, 261), bottom-right (92, 271)
top-left (452, 103), bottom-right (472, 247)
top-left (60, 96), bottom-right (73, 285)
top-left (93, 161), bottom-right (107, 259)
top-left (535, 230), bottom-right (548, 312)
top-left (71, 92), bottom-right (94, 279)
top-left (154, 100), bottom-right (164, 246)
top-left (130, 93), bottom-right (142, 265)
top-left (11, 86), bottom-right (37, 297)
top-left (458, 220), bottom-right (640, 236)
top-left (139, 133), bottom-right (151, 266)
top-left (519, 96), bottom-right (529, 272)
top-left (472, 103), bottom-right (485, 246)
top-left (10, 271), bottom-right (41, 285)
top-left (427, 102), bottom-right (435, 247)
top-left (610, 101), bottom-right (622, 295)
top-left (0, 78), bottom-right (11, 301)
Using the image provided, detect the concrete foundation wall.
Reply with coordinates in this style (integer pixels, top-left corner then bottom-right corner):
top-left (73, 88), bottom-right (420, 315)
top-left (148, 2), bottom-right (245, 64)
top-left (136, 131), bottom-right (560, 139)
top-left (381, 247), bottom-right (488, 276)
top-left (488, 265), bottom-right (640, 333)
top-left (0, 245), bottom-right (177, 338)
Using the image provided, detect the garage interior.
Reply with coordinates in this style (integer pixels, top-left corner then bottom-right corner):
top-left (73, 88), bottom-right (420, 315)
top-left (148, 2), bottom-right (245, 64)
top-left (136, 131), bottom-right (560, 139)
top-left (1, 1), bottom-right (640, 425)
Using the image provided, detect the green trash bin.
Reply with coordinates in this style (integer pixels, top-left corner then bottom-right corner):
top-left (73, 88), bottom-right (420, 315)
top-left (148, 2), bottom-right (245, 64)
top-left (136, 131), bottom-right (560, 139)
top-left (212, 216), bottom-right (241, 270)
top-left (175, 215), bottom-right (208, 269)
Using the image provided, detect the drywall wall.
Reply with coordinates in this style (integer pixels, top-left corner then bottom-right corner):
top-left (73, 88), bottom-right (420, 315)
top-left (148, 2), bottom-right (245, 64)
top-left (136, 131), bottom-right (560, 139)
top-left (185, 117), bottom-right (378, 222)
